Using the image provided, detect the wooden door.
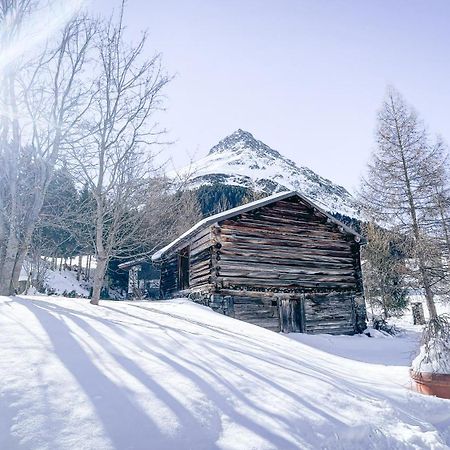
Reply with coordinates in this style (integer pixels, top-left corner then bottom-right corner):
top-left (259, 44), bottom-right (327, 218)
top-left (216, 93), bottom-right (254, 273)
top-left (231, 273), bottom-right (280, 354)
top-left (279, 298), bottom-right (305, 333)
top-left (178, 246), bottom-right (190, 290)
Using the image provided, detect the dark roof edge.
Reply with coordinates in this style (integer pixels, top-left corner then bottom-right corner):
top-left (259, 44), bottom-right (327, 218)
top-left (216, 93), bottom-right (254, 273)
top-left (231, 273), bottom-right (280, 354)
top-left (118, 257), bottom-right (147, 270)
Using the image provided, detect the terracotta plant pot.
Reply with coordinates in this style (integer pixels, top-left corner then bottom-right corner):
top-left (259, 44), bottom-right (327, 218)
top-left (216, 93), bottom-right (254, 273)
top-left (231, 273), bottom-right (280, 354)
top-left (410, 369), bottom-right (450, 400)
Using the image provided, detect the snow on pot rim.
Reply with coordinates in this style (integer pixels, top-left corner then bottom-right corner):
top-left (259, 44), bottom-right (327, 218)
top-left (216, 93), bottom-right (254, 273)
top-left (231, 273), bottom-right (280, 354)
top-left (410, 315), bottom-right (450, 400)
top-left (410, 337), bottom-right (450, 400)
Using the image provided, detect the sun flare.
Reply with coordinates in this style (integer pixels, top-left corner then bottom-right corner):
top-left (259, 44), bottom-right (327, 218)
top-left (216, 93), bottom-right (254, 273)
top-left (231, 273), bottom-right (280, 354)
top-left (0, 0), bottom-right (85, 74)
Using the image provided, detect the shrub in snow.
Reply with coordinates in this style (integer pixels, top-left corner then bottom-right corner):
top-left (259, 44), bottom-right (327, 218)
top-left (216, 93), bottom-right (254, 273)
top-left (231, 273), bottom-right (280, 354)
top-left (370, 315), bottom-right (399, 336)
top-left (412, 314), bottom-right (450, 375)
top-left (64, 290), bottom-right (78, 298)
top-left (363, 327), bottom-right (393, 339)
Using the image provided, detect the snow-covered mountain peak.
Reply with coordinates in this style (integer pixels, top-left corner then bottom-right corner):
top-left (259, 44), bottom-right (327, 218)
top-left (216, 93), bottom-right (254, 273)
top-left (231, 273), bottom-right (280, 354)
top-left (179, 130), bottom-right (359, 217)
top-left (209, 129), bottom-right (288, 162)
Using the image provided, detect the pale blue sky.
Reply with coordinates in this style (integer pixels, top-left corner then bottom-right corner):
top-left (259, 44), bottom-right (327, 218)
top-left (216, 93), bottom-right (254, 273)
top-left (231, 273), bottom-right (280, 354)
top-left (91, 0), bottom-right (450, 192)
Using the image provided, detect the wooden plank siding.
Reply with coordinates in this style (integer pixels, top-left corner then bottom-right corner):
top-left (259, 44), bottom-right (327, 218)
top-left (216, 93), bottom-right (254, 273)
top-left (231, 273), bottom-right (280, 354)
top-left (160, 226), bottom-right (214, 297)
top-left (159, 253), bottom-right (178, 296)
top-left (302, 293), bottom-right (355, 335)
top-left (215, 199), bottom-right (359, 292)
top-left (157, 194), bottom-right (366, 334)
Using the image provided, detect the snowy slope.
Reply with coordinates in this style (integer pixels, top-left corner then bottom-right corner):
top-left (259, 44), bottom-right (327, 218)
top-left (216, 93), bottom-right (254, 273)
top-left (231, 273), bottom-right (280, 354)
top-left (44, 268), bottom-right (90, 297)
top-left (1, 296), bottom-right (449, 450)
top-left (178, 129), bottom-right (359, 217)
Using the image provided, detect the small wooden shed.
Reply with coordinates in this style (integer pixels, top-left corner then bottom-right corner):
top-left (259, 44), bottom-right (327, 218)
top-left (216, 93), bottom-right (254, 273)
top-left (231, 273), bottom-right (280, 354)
top-left (118, 258), bottom-right (160, 299)
top-left (152, 191), bottom-right (366, 334)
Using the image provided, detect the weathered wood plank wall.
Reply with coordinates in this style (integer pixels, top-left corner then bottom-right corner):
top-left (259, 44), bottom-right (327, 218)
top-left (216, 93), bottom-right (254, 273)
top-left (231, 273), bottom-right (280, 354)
top-left (211, 197), bottom-right (364, 333)
top-left (160, 227), bottom-right (213, 297)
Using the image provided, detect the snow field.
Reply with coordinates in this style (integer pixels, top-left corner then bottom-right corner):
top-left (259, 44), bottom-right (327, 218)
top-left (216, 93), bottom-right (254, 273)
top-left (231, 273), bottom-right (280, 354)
top-left (0, 296), bottom-right (449, 450)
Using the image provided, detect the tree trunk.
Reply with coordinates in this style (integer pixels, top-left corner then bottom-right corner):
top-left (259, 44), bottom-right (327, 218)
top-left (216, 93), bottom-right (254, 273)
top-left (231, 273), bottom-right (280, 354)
top-left (0, 232), bottom-right (19, 295)
top-left (90, 147), bottom-right (106, 306)
top-left (86, 255), bottom-right (91, 280)
top-left (0, 217), bottom-right (7, 267)
top-left (77, 255), bottom-right (82, 281)
top-left (91, 193), bottom-right (107, 305)
top-left (90, 255), bottom-right (107, 305)
top-left (381, 294), bottom-right (389, 320)
top-left (10, 246), bottom-right (27, 295)
top-left (393, 109), bottom-right (438, 320)
top-left (419, 260), bottom-right (438, 319)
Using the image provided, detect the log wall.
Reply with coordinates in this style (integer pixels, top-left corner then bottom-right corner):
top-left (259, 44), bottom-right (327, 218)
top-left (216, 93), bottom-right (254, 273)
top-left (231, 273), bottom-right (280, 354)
top-left (212, 197), bottom-right (365, 334)
top-left (302, 292), bottom-right (355, 335)
top-left (160, 227), bottom-right (214, 298)
top-left (216, 198), bottom-right (360, 292)
top-left (159, 253), bottom-right (178, 297)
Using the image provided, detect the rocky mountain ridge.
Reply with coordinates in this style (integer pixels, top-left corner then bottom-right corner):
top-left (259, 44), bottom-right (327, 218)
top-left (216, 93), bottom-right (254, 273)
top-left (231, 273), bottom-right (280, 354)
top-left (178, 129), bottom-right (359, 217)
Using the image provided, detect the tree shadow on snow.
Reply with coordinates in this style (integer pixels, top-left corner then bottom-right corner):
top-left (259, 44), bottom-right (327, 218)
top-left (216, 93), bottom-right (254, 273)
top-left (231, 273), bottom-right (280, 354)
top-left (15, 298), bottom-right (220, 450)
top-left (14, 297), bottom-right (450, 450)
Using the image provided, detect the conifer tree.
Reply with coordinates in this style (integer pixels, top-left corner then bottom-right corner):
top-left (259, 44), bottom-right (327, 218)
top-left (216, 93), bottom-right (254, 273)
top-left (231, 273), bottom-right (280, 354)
top-left (361, 87), bottom-right (448, 319)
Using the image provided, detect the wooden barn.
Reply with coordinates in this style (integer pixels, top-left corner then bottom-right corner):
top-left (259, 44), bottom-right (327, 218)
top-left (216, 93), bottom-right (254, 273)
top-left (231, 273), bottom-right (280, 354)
top-left (152, 191), bottom-right (366, 334)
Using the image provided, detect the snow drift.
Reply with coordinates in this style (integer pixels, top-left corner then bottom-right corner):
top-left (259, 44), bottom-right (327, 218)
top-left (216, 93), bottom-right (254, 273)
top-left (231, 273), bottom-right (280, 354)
top-left (0, 296), bottom-right (449, 450)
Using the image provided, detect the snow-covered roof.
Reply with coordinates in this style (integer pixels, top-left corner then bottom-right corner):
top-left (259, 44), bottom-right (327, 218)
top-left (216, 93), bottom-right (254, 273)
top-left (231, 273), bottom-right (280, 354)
top-left (152, 190), bottom-right (363, 263)
top-left (118, 258), bottom-right (147, 270)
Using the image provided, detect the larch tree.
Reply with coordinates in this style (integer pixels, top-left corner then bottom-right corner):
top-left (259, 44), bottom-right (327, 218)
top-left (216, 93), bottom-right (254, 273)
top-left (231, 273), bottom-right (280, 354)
top-left (360, 87), bottom-right (448, 319)
top-left (424, 138), bottom-right (450, 254)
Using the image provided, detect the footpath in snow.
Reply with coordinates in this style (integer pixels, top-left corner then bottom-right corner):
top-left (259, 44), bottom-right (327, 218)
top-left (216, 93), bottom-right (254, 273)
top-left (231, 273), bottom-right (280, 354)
top-left (0, 296), bottom-right (449, 450)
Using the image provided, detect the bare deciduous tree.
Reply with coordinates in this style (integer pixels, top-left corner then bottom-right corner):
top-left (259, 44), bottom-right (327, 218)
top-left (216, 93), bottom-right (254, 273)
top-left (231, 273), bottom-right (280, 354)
top-left (68, 6), bottom-right (170, 305)
top-left (0, 2), bottom-right (94, 295)
top-left (139, 177), bottom-right (203, 250)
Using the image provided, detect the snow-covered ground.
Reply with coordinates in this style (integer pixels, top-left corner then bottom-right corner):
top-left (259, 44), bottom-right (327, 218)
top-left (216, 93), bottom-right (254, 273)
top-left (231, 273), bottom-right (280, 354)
top-left (1, 296), bottom-right (449, 450)
top-left (20, 259), bottom-right (92, 297)
top-left (43, 268), bottom-right (90, 297)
